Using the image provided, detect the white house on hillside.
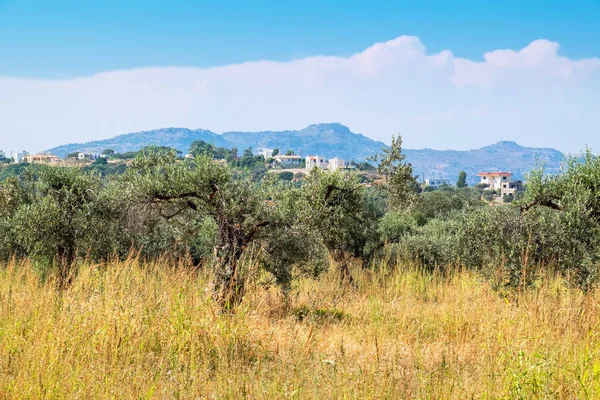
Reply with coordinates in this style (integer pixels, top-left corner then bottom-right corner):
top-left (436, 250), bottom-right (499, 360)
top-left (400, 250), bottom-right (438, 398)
top-left (256, 148), bottom-right (274, 159)
top-left (477, 172), bottom-right (512, 189)
top-left (306, 155), bottom-right (327, 170)
top-left (501, 180), bottom-right (524, 198)
top-left (328, 157), bottom-right (356, 171)
top-left (273, 155), bottom-right (302, 167)
top-left (13, 151), bottom-right (28, 163)
top-left (425, 178), bottom-right (450, 188)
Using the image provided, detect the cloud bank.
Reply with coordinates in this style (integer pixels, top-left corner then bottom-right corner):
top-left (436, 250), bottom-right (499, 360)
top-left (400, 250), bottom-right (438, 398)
top-left (1, 36), bottom-right (599, 154)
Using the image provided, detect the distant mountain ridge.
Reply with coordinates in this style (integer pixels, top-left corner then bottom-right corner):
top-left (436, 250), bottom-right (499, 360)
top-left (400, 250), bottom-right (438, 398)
top-left (404, 141), bottom-right (564, 183)
top-left (46, 123), bottom-right (564, 183)
top-left (47, 123), bottom-right (386, 162)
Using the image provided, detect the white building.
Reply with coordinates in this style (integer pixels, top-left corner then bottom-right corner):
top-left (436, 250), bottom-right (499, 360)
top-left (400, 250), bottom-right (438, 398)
top-left (501, 180), bottom-right (524, 198)
top-left (328, 157), bottom-right (356, 171)
top-left (305, 155), bottom-right (327, 170)
top-left (477, 172), bottom-right (512, 189)
top-left (256, 148), bottom-right (274, 160)
top-left (425, 178), bottom-right (450, 188)
top-left (13, 151), bottom-right (29, 163)
top-left (77, 151), bottom-right (99, 161)
top-left (273, 155), bottom-right (302, 167)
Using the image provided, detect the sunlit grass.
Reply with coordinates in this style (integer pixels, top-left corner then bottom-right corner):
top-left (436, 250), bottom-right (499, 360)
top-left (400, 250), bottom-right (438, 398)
top-left (1, 258), bottom-right (600, 399)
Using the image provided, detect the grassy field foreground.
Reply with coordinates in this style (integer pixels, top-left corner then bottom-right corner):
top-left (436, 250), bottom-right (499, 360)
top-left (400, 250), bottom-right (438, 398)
top-left (1, 259), bottom-right (600, 399)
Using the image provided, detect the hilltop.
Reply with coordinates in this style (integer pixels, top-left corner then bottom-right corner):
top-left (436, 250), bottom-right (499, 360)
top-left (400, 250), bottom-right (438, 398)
top-left (46, 124), bottom-right (565, 182)
top-left (46, 123), bottom-right (385, 162)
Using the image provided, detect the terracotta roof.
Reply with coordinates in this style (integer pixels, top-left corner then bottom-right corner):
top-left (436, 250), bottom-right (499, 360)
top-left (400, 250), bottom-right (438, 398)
top-left (476, 172), bottom-right (512, 177)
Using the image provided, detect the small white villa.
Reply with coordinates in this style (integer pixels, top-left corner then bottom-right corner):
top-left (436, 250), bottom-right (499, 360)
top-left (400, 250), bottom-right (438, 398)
top-left (477, 172), bottom-right (512, 189)
top-left (305, 155), bottom-right (328, 170)
top-left (477, 171), bottom-right (524, 198)
top-left (328, 157), bottom-right (355, 171)
top-left (425, 178), bottom-right (450, 188)
top-left (273, 155), bottom-right (302, 167)
top-left (13, 151), bottom-right (29, 163)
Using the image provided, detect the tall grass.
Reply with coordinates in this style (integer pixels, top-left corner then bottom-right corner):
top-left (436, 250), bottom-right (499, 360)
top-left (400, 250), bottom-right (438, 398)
top-left (1, 257), bottom-right (600, 399)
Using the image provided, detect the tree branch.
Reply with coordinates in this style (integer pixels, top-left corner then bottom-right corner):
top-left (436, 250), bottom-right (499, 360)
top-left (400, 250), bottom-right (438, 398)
top-left (520, 199), bottom-right (563, 214)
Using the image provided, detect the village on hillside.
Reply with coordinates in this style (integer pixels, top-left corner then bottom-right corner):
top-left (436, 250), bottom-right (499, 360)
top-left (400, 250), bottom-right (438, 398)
top-left (0, 144), bottom-right (525, 204)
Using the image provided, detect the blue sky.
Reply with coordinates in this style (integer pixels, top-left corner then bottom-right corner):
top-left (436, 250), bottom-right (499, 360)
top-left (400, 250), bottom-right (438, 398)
top-left (1, 0), bottom-right (599, 153)
top-left (2, 0), bottom-right (599, 78)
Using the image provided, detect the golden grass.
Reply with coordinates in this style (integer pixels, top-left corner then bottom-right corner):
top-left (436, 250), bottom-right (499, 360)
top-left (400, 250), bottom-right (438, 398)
top-left (1, 258), bottom-right (600, 399)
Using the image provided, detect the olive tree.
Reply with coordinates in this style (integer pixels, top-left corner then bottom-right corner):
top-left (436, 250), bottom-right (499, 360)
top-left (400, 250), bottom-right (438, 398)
top-left (125, 149), bottom-right (325, 307)
top-left (8, 166), bottom-right (125, 285)
top-left (370, 135), bottom-right (419, 212)
top-left (299, 169), bottom-right (378, 282)
top-left (521, 151), bottom-right (600, 286)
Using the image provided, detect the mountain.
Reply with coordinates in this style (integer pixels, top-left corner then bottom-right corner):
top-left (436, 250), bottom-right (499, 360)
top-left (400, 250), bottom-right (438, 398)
top-left (405, 141), bottom-right (564, 183)
top-left (47, 127), bottom-right (229, 158)
top-left (46, 123), bottom-right (386, 161)
top-left (46, 124), bottom-right (565, 182)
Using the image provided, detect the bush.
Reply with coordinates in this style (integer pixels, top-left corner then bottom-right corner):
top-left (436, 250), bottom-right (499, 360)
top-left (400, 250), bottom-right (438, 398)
top-left (378, 212), bottom-right (416, 242)
top-left (279, 171), bottom-right (294, 181)
top-left (387, 218), bottom-right (459, 269)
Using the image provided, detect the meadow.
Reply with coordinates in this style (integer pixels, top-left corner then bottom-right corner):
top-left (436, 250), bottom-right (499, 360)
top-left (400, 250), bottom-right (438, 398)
top-left (2, 257), bottom-right (599, 399)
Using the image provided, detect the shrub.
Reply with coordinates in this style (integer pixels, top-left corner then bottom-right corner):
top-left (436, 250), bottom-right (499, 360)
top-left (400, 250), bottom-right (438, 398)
top-left (279, 171), bottom-right (294, 181)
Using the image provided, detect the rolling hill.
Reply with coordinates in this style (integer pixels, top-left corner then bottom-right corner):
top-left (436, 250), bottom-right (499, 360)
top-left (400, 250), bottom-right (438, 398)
top-left (46, 123), bottom-right (564, 183)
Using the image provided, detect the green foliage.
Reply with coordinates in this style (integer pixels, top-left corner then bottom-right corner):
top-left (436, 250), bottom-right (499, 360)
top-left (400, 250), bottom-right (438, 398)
top-left (415, 187), bottom-right (482, 221)
top-left (378, 212), bottom-right (416, 242)
top-left (482, 189), bottom-right (498, 202)
top-left (3, 166), bottom-right (127, 282)
top-left (189, 140), bottom-right (235, 160)
top-left (0, 163), bottom-right (36, 182)
top-left (278, 171), bottom-right (294, 181)
top-left (457, 171), bottom-right (467, 188)
top-left (299, 169), bottom-right (380, 274)
top-left (271, 148), bottom-right (279, 157)
top-left (388, 218), bottom-right (459, 269)
top-left (124, 150), bottom-right (326, 305)
top-left (371, 135), bottom-right (419, 212)
top-left (356, 162), bottom-right (376, 171)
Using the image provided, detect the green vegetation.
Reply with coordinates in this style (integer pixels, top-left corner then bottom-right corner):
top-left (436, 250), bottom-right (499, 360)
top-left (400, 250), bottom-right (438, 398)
top-left (2, 137), bottom-right (600, 397)
top-left (456, 170), bottom-right (467, 187)
top-left (2, 139), bottom-right (600, 296)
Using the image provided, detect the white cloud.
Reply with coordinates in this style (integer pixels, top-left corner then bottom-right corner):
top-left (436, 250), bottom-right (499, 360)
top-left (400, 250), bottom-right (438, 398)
top-left (0, 35), bottom-right (599, 154)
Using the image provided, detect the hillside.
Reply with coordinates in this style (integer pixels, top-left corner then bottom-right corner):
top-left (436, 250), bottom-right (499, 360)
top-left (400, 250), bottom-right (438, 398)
top-left (46, 123), bottom-right (385, 162)
top-left (405, 141), bottom-right (564, 183)
top-left (46, 124), bottom-right (565, 182)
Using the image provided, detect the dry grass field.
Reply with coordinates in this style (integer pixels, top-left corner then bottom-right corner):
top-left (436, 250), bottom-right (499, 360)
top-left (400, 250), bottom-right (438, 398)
top-left (1, 258), bottom-right (600, 399)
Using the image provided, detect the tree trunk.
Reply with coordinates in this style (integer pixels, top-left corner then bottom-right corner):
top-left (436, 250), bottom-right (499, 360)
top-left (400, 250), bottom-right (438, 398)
top-left (212, 226), bottom-right (247, 310)
top-left (57, 243), bottom-right (75, 289)
top-left (334, 251), bottom-right (354, 285)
